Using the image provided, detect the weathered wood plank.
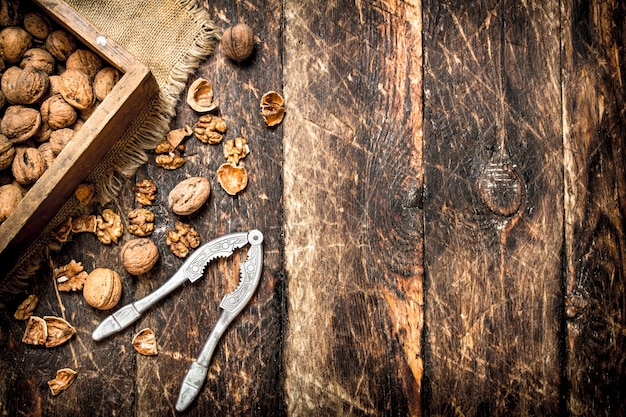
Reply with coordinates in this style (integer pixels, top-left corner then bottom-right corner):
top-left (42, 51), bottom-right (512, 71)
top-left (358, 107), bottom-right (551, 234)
top-left (422, 0), bottom-right (563, 415)
top-left (562, 0), bottom-right (626, 415)
top-left (283, 0), bottom-right (423, 415)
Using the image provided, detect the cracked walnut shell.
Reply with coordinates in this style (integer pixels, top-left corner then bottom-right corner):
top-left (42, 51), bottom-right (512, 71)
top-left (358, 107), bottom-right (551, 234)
top-left (48, 368), bottom-right (77, 396)
top-left (132, 328), bottom-right (158, 356)
top-left (217, 163), bottom-right (248, 195)
top-left (43, 316), bottom-right (75, 347)
top-left (83, 267), bottom-right (122, 310)
top-left (260, 91), bottom-right (285, 126)
top-left (14, 294), bottom-right (38, 320)
top-left (121, 238), bottom-right (159, 275)
top-left (186, 78), bottom-right (218, 112)
top-left (22, 315), bottom-right (47, 345)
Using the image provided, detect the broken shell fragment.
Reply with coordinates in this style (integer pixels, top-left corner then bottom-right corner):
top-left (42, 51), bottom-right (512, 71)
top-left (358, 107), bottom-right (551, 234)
top-left (217, 163), bottom-right (248, 195)
top-left (132, 328), bottom-right (158, 356)
top-left (43, 316), bottom-right (76, 347)
top-left (48, 368), bottom-right (77, 396)
top-left (260, 91), bottom-right (285, 126)
top-left (22, 315), bottom-right (48, 345)
top-left (14, 294), bottom-right (38, 320)
top-left (74, 183), bottom-right (94, 206)
top-left (167, 125), bottom-right (193, 148)
top-left (186, 78), bottom-right (218, 113)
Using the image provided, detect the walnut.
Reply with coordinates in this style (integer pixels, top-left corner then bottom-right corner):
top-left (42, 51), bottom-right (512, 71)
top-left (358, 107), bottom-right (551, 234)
top-left (128, 207), bottom-right (154, 237)
top-left (155, 141), bottom-right (184, 170)
top-left (53, 217), bottom-right (72, 243)
top-left (74, 183), bottom-right (94, 206)
top-left (0, 0), bottom-right (21, 27)
top-left (47, 368), bottom-right (77, 396)
top-left (53, 259), bottom-right (88, 292)
top-left (0, 26), bottom-right (32, 64)
top-left (194, 113), bottom-right (227, 144)
top-left (23, 12), bottom-right (52, 41)
top-left (216, 163), bottom-right (248, 195)
top-left (168, 177), bottom-right (211, 216)
top-left (41, 94), bottom-right (77, 129)
top-left (222, 23), bottom-right (255, 63)
top-left (66, 49), bottom-right (102, 79)
top-left (0, 104), bottom-right (41, 143)
top-left (0, 134), bottom-right (15, 170)
top-left (33, 122), bottom-right (52, 142)
top-left (132, 328), bottom-right (158, 356)
top-left (166, 221), bottom-right (200, 258)
top-left (48, 74), bottom-right (61, 96)
top-left (83, 267), bottom-right (122, 310)
top-left (95, 209), bottom-right (123, 244)
top-left (0, 183), bottom-right (22, 222)
top-left (93, 66), bottom-right (120, 101)
top-left (12, 146), bottom-right (45, 185)
top-left (167, 125), bottom-right (192, 148)
top-left (134, 179), bottom-right (157, 206)
top-left (37, 141), bottom-right (55, 168)
top-left (71, 214), bottom-right (97, 233)
top-left (22, 315), bottom-right (47, 345)
top-left (260, 91), bottom-right (285, 126)
top-left (186, 78), bottom-right (218, 112)
top-left (13, 294), bottom-right (38, 320)
top-left (43, 316), bottom-right (75, 347)
top-left (59, 69), bottom-right (95, 110)
top-left (121, 238), bottom-right (159, 275)
top-left (49, 128), bottom-right (75, 155)
top-left (20, 48), bottom-right (55, 74)
top-left (223, 136), bottom-right (249, 165)
top-left (45, 30), bottom-right (76, 62)
top-left (1, 65), bottom-right (49, 105)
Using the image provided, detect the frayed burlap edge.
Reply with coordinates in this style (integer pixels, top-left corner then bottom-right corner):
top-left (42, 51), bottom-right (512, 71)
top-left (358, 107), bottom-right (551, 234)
top-left (0, 0), bottom-right (221, 307)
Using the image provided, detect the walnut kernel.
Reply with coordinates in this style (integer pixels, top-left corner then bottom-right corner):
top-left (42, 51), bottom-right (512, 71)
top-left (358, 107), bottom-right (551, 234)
top-left (83, 267), bottom-right (122, 310)
top-left (194, 114), bottom-right (227, 144)
top-left (166, 221), bottom-right (200, 258)
top-left (155, 141), bottom-right (184, 170)
top-left (54, 259), bottom-right (88, 292)
top-left (128, 208), bottom-right (155, 237)
top-left (134, 179), bottom-right (157, 206)
top-left (74, 183), bottom-right (95, 206)
top-left (14, 294), bottom-right (38, 320)
top-left (223, 136), bottom-right (249, 165)
top-left (95, 209), bottom-right (123, 244)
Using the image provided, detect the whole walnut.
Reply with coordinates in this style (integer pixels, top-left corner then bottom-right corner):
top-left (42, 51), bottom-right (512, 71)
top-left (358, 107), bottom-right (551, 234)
top-left (66, 49), bottom-right (102, 79)
top-left (20, 48), bottom-right (55, 75)
top-left (0, 134), bottom-right (15, 170)
top-left (0, 0), bottom-right (21, 27)
top-left (0, 26), bottom-right (32, 64)
top-left (93, 67), bottom-right (120, 101)
top-left (44, 30), bottom-right (76, 62)
top-left (23, 12), bottom-right (51, 41)
top-left (221, 23), bottom-right (255, 62)
top-left (37, 141), bottom-right (55, 168)
top-left (59, 69), bottom-right (94, 110)
top-left (0, 183), bottom-right (22, 223)
top-left (41, 94), bottom-right (77, 129)
top-left (0, 105), bottom-right (41, 143)
top-left (1, 65), bottom-right (49, 105)
top-left (121, 238), bottom-right (159, 275)
top-left (12, 146), bottom-right (46, 185)
top-left (49, 128), bottom-right (75, 155)
top-left (83, 268), bottom-right (122, 310)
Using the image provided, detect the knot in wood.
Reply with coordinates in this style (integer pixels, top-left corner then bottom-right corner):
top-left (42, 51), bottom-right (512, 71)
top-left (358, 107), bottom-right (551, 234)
top-left (477, 161), bottom-right (524, 217)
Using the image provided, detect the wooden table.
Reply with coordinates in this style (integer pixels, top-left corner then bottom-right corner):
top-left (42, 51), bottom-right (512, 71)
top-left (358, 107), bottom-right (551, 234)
top-left (1, 0), bottom-right (625, 415)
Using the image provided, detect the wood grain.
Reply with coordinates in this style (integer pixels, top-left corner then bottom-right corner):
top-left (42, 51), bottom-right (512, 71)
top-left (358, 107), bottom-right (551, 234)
top-left (283, 0), bottom-right (423, 415)
top-left (422, 0), bottom-right (563, 415)
top-left (562, 0), bottom-right (626, 414)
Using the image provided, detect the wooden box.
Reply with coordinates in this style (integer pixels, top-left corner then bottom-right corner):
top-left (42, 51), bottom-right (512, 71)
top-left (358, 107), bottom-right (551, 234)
top-left (0, 0), bottom-right (159, 260)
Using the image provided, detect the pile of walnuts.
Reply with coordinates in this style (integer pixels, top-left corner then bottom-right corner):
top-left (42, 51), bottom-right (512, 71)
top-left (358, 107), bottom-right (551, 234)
top-left (0, 1), bottom-right (120, 225)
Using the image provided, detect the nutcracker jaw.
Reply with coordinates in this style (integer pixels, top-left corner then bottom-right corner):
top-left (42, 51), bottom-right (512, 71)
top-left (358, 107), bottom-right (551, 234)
top-left (91, 230), bottom-right (264, 412)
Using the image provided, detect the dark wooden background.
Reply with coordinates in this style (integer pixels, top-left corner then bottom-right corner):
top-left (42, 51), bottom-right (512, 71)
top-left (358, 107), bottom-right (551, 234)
top-left (1, 0), bottom-right (625, 415)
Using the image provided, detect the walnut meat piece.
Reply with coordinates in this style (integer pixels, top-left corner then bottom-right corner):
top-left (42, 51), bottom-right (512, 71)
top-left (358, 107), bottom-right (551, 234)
top-left (83, 267), bottom-right (122, 310)
top-left (59, 69), bottom-right (95, 110)
top-left (217, 163), bottom-right (248, 195)
top-left (132, 328), bottom-right (158, 356)
top-left (134, 179), bottom-right (157, 206)
top-left (260, 91), bottom-right (285, 126)
top-left (47, 368), bottom-right (77, 396)
top-left (155, 141), bottom-right (184, 170)
top-left (95, 209), bottom-right (123, 244)
top-left (194, 114), bottom-right (227, 144)
top-left (0, 134), bottom-right (15, 170)
top-left (128, 208), bottom-right (154, 237)
top-left (223, 136), bottom-right (249, 165)
top-left (53, 217), bottom-right (72, 243)
top-left (23, 12), bottom-right (52, 41)
top-left (53, 259), bottom-right (88, 292)
top-left (1, 105), bottom-right (42, 143)
top-left (166, 221), bottom-right (200, 258)
top-left (12, 146), bottom-right (45, 185)
top-left (22, 315), bottom-right (47, 345)
top-left (93, 66), bottom-right (120, 100)
top-left (66, 49), bottom-right (102, 79)
top-left (0, 183), bottom-right (22, 222)
top-left (186, 78), bottom-right (218, 112)
top-left (43, 316), bottom-right (75, 347)
top-left (20, 48), bottom-right (55, 74)
top-left (0, 26), bottom-right (32, 64)
top-left (121, 238), bottom-right (159, 275)
top-left (41, 94), bottom-right (77, 129)
top-left (168, 177), bottom-right (211, 216)
top-left (14, 294), bottom-right (38, 320)
top-left (45, 30), bottom-right (76, 62)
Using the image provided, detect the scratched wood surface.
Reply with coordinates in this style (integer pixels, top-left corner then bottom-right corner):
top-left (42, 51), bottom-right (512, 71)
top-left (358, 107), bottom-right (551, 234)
top-left (1, 0), bottom-right (625, 416)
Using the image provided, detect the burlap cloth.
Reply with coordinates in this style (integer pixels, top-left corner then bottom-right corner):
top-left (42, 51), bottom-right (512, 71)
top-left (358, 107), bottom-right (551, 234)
top-left (0, 0), bottom-right (220, 305)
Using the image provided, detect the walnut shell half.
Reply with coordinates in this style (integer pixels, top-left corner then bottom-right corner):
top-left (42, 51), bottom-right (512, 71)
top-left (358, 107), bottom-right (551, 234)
top-left (186, 78), bottom-right (218, 112)
top-left (132, 328), bottom-right (158, 356)
top-left (217, 163), bottom-right (248, 195)
top-left (48, 368), bottom-right (77, 396)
